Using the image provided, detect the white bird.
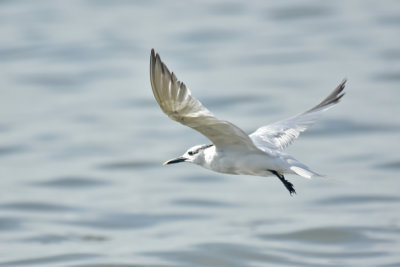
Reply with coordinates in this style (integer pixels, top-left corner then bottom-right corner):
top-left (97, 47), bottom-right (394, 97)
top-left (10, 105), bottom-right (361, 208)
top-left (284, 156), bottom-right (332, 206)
top-left (150, 49), bottom-right (346, 195)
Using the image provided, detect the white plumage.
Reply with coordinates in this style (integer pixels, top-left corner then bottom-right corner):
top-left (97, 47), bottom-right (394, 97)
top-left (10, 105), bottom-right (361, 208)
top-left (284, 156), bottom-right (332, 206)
top-left (150, 49), bottom-right (346, 195)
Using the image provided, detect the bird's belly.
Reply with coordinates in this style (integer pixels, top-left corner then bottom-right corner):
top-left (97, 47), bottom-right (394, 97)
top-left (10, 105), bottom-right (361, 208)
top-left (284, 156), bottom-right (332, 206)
top-left (211, 153), bottom-right (277, 176)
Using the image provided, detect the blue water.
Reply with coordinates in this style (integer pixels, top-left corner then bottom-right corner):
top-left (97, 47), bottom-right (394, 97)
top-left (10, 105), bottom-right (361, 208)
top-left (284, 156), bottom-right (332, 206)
top-left (0, 1), bottom-right (399, 266)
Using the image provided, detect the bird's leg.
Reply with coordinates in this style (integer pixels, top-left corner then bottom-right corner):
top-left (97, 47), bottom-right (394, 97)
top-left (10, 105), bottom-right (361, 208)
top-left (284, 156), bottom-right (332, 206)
top-left (269, 170), bottom-right (296, 196)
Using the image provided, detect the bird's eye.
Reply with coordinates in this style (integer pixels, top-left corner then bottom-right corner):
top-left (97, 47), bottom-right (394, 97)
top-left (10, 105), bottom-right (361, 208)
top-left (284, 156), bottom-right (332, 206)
top-left (188, 151), bottom-right (193, 156)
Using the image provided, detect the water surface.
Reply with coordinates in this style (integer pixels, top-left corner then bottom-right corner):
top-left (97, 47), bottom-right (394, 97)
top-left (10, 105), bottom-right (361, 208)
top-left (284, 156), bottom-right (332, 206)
top-left (0, 1), bottom-right (399, 266)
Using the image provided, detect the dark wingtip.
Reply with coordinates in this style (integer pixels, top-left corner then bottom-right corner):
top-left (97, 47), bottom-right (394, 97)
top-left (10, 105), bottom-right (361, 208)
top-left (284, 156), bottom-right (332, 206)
top-left (339, 78), bottom-right (347, 90)
top-left (303, 78), bottom-right (347, 114)
top-left (151, 48), bottom-right (162, 65)
top-left (335, 78), bottom-right (347, 102)
top-left (150, 49), bottom-right (157, 70)
top-left (337, 79), bottom-right (347, 95)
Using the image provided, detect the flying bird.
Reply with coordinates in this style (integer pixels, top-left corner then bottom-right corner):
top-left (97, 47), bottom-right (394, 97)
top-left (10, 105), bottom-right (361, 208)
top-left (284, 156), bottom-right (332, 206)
top-left (150, 49), bottom-right (345, 195)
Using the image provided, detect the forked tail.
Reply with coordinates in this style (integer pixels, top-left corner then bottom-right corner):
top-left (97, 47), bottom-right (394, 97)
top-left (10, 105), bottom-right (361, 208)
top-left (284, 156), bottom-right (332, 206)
top-left (285, 156), bottom-right (323, 179)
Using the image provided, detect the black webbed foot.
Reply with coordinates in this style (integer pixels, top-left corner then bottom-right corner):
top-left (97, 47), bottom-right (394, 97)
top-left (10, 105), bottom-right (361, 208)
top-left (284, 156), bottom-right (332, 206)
top-left (269, 170), bottom-right (296, 196)
top-left (280, 177), bottom-right (296, 196)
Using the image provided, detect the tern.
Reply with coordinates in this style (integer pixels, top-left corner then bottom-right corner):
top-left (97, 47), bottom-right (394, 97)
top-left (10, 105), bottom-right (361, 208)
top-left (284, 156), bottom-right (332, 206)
top-left (150, 49), bottom-right (345, 195)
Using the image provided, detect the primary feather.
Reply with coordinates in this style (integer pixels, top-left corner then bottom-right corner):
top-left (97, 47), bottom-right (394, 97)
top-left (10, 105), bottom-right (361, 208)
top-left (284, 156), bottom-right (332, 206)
top-left (150, 49), bottom-right (259, 152)
top-left (250, 80), bottom-right (346, 152)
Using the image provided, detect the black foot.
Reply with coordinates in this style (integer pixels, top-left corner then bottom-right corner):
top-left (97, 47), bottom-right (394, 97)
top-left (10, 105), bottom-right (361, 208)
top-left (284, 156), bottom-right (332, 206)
top-left (269, 170), bottom-right (296, 196)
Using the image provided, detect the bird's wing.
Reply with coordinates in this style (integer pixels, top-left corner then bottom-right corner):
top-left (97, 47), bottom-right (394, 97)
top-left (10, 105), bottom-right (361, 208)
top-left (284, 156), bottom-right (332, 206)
top-left (250, 80), bottom-right (346, 152)
top-left (150, 49), bottom-right (259, 152)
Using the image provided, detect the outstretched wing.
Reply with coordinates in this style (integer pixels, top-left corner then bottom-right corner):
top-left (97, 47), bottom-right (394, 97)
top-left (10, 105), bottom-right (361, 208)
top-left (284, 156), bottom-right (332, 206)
top-left (250, 80), bottom-right (346, 152)
top-left (150, 49), bottom-right (259, 152)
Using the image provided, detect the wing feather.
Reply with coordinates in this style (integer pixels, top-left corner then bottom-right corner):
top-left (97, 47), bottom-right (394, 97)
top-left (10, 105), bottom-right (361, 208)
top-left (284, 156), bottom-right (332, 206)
top-left (250, 80), bottom-right (346, 152)
top-left (150, 49), bottom-right (259, 152)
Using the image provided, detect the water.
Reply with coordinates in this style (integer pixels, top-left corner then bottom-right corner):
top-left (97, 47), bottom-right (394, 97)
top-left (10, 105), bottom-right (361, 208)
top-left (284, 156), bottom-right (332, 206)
top-left (1, 1), bottom-right (399, 266)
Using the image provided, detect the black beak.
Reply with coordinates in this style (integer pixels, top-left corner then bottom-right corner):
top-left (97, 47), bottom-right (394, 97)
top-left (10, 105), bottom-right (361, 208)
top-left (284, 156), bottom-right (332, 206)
top-left (163, 156), bottom-right (187, 165)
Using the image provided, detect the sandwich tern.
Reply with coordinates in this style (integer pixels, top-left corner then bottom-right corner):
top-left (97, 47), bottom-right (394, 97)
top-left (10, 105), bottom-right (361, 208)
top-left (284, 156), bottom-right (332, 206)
top-left (150, 49), bottom-right (346, 195)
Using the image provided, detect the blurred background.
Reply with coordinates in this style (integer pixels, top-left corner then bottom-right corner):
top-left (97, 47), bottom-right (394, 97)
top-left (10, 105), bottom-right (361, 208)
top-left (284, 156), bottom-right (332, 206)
top-left (0, 0), bottom-right (399, 266)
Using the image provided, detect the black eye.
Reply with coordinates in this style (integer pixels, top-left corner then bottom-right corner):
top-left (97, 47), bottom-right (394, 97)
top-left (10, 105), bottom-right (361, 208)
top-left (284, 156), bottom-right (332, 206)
top-left (188, 151), bottom-right (193, 156)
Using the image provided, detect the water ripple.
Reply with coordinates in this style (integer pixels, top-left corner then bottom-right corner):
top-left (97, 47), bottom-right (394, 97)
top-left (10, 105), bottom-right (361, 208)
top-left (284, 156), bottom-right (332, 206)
top-left (0, 217), bottom-right (23, 231)
top-left (261, 226), bottom-right (384, 245)
top-left (16, 68), bottom-right (129, 90)
top-left (280, 247), bottom-right (386, 259)
top-left (314, 195), bottom-right (400, 206)
top-left (71, 263), bottom-right (169, 267)
top-left (0, 144), bottom-right (28, 157)
top-left (178, 173), bottom-right (226, 183)
top-left (372, 72), bottom-right (400, 83)
top-left (0, 201), bottom-right (79, 212)
top-left (376, 161), bottom-right (400, 170)
top-left (32, 176), bottom-right (110, 189)
top-left (62, 212), bottom-right (205, 230)
top-left (267, 5), bottom-right (333, 21)
top-left (147, 242), bottom-right (322, 267)
top-left (0, 124), bottom-right (10, 132)
top-left (21, 233), bottom-right (108, 244)
top-left (237, 51), bottom-right (322, 66)
top-left (206, 2), bottom-right (246, 16)
top-left (171, 198), bottom-right (236, 208)
top-left (98, 160), bottom-right (156, 170)
top-left (0, 253), bottom-right (101, 266)
top-left (178, 28), bottom-right (238, 44)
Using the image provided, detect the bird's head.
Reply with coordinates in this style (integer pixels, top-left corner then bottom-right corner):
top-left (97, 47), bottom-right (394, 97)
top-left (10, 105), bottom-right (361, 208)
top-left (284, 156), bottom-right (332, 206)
top-left (163, 144), bottom-right (213, 166)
